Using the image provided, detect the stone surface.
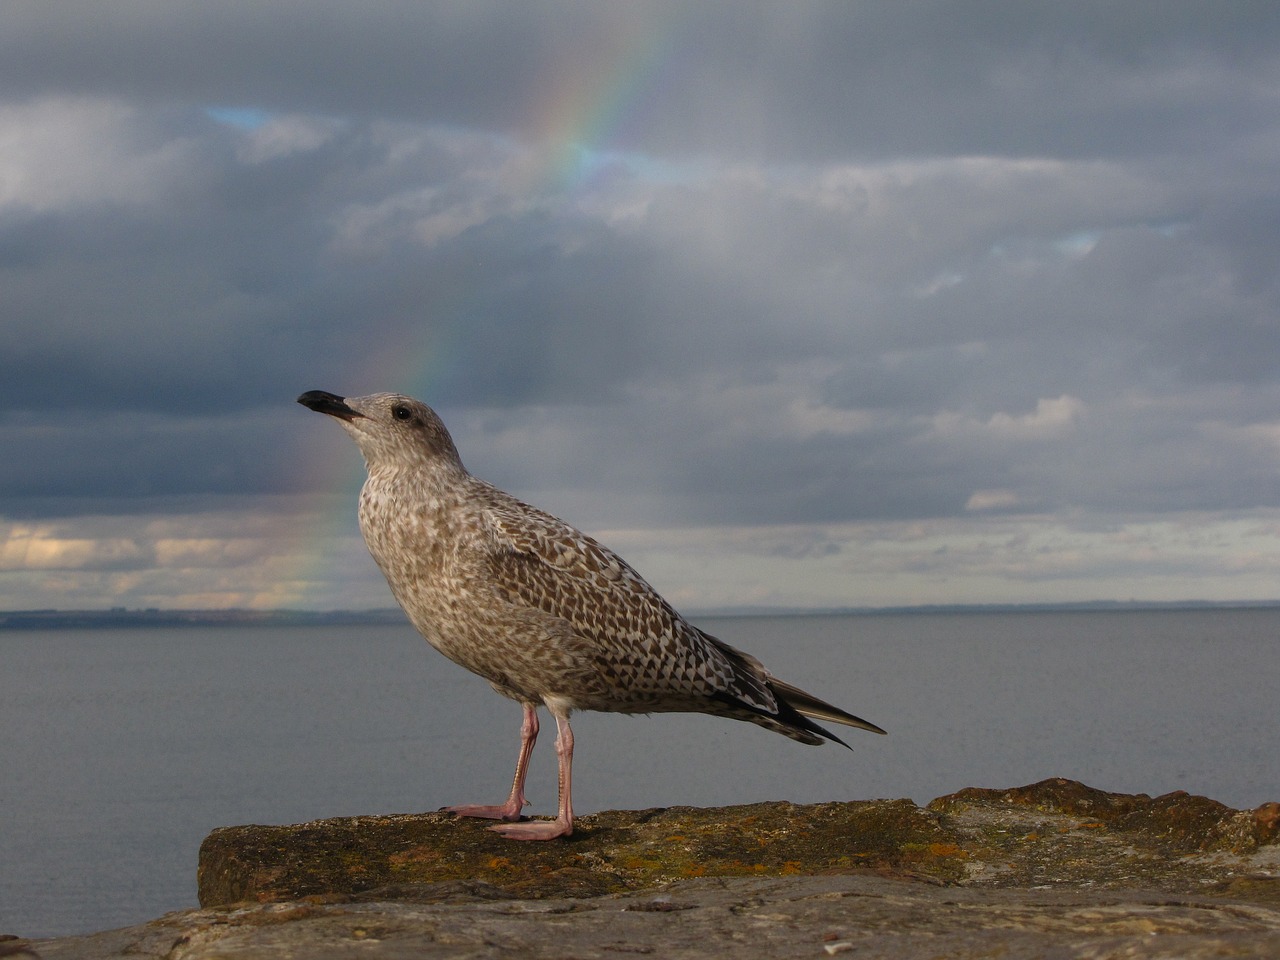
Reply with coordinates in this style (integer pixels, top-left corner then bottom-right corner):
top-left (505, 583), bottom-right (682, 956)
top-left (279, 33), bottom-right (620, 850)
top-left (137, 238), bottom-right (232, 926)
top-left (15, 779), bottom-right (1280, 959)
top-left (23, 874), bottom-right (1280, 959)
top-left (196, 796), bottom-right (955, 905)
top-left (195, 778), bottom-right (1280, 907)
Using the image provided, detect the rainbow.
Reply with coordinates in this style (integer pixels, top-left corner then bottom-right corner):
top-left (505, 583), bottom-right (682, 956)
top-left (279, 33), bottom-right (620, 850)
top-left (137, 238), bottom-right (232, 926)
top-left (524, 18), bottom-right (686, 195)
top-left (281, 14), bottom-right (693, 608)
top-left (351, 11), bottom-right (693, 393)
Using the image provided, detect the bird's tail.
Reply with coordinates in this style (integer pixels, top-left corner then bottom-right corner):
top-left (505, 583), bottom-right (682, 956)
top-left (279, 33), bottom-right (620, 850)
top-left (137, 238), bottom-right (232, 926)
top-left (701, 630), bottom-right (886, 747)
top-left (770, 678), bottom-right (887, 737)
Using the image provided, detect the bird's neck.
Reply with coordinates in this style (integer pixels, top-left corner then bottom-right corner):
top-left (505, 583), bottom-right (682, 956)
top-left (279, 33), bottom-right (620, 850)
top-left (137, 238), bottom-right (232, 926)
top-left (363, 456), bottom-right (467, 507)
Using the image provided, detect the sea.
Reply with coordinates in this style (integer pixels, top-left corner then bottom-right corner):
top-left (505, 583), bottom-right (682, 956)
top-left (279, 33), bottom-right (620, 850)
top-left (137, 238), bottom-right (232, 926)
top-left (2, 609), bottom-right (1277, 938)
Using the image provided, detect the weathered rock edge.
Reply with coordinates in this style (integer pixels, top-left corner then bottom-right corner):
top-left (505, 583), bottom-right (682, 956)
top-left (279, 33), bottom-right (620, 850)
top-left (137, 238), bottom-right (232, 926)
top-left (13, 780), bottom-right (1280, 960)
top-left (195, 778), bottom-right (1280, 908)
top-left (25, 874), bottom-right (1280, 960)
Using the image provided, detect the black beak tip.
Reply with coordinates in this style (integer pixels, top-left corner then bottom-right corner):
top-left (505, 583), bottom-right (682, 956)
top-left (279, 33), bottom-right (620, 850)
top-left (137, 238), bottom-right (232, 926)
top-left (297, 390), bottom-right (360, 420)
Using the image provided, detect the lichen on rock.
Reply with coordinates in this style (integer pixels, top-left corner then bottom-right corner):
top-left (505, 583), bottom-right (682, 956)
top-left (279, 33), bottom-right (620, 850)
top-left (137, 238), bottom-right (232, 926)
top-left (197, 779), bottom-right (1279, 909)
top-left (15, 780), bottom-right (1280, 960)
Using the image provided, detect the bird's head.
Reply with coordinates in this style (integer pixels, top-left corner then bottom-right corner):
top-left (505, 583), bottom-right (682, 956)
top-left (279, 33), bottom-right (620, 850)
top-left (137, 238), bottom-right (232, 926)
top-left (297, 390), bottom-right (463, 472)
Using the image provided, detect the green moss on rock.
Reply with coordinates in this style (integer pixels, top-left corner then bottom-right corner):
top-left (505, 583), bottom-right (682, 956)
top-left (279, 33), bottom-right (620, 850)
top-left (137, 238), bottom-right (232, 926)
top-left (198, 780), bottom-right (1279, 910)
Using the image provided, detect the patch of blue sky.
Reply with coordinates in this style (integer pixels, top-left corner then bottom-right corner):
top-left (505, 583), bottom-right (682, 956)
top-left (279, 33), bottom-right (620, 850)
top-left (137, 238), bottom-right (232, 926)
top-left (1053, 230), bottom-right (1102, 256)
top-left (574, 144), bottom-right (712, 185)
top-left (205, 107), bottom-right (273, 130)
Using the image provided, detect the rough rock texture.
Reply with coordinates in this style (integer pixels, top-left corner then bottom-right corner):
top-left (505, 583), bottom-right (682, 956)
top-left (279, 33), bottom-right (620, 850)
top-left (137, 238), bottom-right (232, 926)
top-left (195, 797), bottom-right (952, 904)
top-left (195, 777), bottom-right (1280, 906)
top-left (16, 779), bottom-right (1280, 959)
top-left (25, 874), bottom-right (1280, 960)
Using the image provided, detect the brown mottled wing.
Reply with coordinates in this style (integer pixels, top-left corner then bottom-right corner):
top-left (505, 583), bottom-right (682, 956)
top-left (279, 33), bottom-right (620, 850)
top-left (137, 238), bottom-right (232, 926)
top-left (478, 491), bottom-right (778, 714)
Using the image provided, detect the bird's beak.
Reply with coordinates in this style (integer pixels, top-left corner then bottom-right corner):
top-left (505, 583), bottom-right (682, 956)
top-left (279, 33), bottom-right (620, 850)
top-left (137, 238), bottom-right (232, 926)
top-left (297, 390), bottom-right (365, 421)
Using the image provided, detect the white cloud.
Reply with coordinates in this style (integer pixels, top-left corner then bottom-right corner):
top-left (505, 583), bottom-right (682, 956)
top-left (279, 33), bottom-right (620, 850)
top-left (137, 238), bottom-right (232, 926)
top-left (986, 395), bottom-right (1085, 439)
top-left (598, 510), bottom-right (1280, 610)
top-left (234, 113), bottom-right (342, 164)
top-left (0, 97), bottom-right (200, 212)
top-left (0, 524), bottom-right (147, 571)
top-left (0, 501), bottom-right (383, 610)
top-left (965, 489), bottom-right (1021, 512)
top-left (669, 368), bottom-right (879, 442)
top-left (933, 395), bottom-right (1085, 443)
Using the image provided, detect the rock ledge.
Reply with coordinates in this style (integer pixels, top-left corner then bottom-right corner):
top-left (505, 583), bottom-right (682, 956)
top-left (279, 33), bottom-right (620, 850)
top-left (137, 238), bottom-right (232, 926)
top-left (19, 779), bottom-right (1280, 960)
top-left (195, 777), bottom-right (1280, 906)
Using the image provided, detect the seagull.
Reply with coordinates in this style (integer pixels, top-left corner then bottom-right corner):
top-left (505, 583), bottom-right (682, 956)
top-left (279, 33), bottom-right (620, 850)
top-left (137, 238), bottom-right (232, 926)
top-left (298, 390), bottom-right (885, 839)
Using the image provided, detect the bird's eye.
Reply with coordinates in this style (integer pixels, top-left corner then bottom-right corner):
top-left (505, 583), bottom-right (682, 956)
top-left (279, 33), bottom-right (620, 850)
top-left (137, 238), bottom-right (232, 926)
top-left (392, 404), bottom-right (413, 422)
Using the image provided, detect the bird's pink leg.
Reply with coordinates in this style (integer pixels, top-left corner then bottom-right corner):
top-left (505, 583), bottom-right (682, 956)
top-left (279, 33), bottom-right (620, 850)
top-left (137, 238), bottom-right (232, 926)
top-left (447, 703), bottom-right (538, 822)
top-left (489, 711), bottom-right (574, 840)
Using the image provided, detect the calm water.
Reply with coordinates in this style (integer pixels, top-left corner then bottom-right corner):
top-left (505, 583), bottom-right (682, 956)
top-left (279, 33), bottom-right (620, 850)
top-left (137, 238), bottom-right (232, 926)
top-left (2, 610), bottom-right (1277, 937)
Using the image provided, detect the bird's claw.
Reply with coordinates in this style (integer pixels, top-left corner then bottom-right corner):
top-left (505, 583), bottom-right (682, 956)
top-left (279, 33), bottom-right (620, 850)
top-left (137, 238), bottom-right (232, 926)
top-left (446, 802), bottom-right (525, 822)
top-left (487, 818), bottom-right (573, 840)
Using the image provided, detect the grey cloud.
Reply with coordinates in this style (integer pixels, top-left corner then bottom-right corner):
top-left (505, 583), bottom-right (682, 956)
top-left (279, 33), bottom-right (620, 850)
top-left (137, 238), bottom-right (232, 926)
top-left (5, 109), bottom-right (1280, 529)
top-left (1, 2), bottom-right (1277, 162)
top-left (1, 2), bottom-right (1280, 574)
top-left (0, 408), bottom-right (307, 502)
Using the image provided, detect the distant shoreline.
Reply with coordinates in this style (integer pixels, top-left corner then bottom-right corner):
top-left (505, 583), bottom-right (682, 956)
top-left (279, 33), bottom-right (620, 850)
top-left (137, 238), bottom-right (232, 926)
top-left (0, 608), bottom-right (411, 630)
top-left (3, 599), bottom-right (1280, 629)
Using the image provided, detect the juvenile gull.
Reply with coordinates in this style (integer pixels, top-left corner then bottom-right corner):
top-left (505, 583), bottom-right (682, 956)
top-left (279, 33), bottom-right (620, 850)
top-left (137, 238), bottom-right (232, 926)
top-left (298, 390), bottom-right (886, 840)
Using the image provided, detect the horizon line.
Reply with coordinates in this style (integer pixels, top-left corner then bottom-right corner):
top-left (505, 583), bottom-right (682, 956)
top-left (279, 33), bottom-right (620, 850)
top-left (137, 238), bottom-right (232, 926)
top-left (4, 597), bottom-right (1280, 627)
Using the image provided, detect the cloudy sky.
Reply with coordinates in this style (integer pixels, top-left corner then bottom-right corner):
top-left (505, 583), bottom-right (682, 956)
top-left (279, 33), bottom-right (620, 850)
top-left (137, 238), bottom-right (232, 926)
top-left (3, 1), bottom-right (1280, 612)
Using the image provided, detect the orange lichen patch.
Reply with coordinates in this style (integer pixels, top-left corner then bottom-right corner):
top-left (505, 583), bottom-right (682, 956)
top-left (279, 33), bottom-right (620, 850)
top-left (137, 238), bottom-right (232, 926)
top-left (198, 786), bottom-right (1279, 910)
top-left (235, 904), bottom-right (322, 926)
top-left (388, 845), bottom-right (442, 867)
top-left (1208, 876), bottom-right (1280, 904)
top-left (1255, 803), bottom-right (1280, 836)
top-left (621, 857), bottom-right (664, 871)
top-left (240, 865), bottom-right (293, 903)
top-left (720, 860), bottom-right (770, 875)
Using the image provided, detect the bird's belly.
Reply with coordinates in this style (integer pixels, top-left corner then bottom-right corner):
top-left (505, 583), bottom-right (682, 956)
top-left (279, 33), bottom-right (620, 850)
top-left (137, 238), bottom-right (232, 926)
top-left (357, 504), bottom-right (716, 713)
top-left (379, 571), bottom-right (604, 706)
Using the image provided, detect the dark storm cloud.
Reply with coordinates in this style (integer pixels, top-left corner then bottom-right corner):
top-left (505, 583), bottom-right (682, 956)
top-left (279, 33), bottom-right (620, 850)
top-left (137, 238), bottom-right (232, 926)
top-left (1, 2), bottom-right (1277, 161)
top-left (4, 103), bottom-right (1280, 524)
top-left (0, 406), bottom-right (301, 503)
top-left (2, 2), bottom-right (1280, 612)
